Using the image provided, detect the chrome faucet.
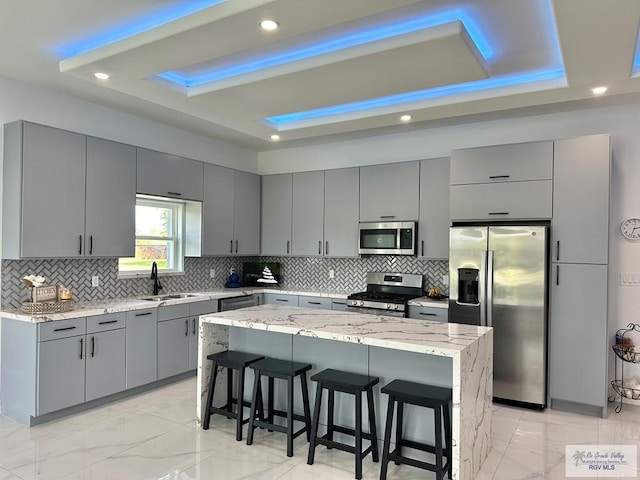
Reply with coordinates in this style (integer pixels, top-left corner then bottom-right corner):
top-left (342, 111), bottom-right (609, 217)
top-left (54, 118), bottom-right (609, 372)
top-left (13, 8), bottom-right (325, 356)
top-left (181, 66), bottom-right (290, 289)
top-left (151, 261), bottom-right (163, 296)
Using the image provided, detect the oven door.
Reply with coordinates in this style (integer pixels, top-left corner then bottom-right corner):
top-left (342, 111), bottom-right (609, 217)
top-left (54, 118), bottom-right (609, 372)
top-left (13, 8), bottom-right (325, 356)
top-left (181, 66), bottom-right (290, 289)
top-left (358, 221), bottom-right (416, 255)
top-left (347, 305), bottom-right (406, 318)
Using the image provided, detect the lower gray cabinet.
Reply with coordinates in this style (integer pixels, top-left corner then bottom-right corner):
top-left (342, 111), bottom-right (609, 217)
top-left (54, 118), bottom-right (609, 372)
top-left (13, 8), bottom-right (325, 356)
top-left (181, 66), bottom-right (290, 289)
top-left (158, 317), bottom-right (190, 379)
top-left (331, 298), bottom-right (348, 311)
top-left (408, 306), bottom-right (448, 322)
top-left (189, 317), bottom-right (199, 371)
top-left (126, 309), bottom-right (158, 388)
top-left (37, 334), bottom-right (86, 415)
top-left (298, 295), bottom-right (331, 309)
top-left (85, 328), bottom-right (126, 402)
top-left (264, 293), bottom-right (299, 306)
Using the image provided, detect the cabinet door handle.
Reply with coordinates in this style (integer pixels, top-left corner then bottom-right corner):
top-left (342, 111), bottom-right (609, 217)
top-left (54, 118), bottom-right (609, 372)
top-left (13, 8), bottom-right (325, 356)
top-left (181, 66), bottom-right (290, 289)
top-left (89, 235), bottom-right (93, 255)
top-left (167, 191), bottom-right (183, 196)
top-left (333, 301), bottom-right (346, 305)
top-left (276, 299), bottom-right (288, 302)
top-left (488, 212), bottom-right (509, 216)
top-left (286, 240), bottom-right (290, 254)
top-left (230, 240), bottom-right (233, 254)
top-left (421, 240), bottom-right (424, 256)
top-left (308, 301), bottom-right (321, 305)
top-left (489, 175), bottom-right (510, 179)
top-left (135, 312), bottom-right (152, 317)
top-left (420, 312), bottom-right (438, 316)
top-left (185, 319), bottom-right (189, 336)
top-left (98, 320), bottom-right (118, 325)
top-left (235, 240), bottom-right (238, 254)
top-left (91, 336), bottom-right (95, 357)
top-left (79, 337), bottom-right (84, 360)
top-left (380, 215), bottom-right (395, 219)
top-left (78, 235), bottom-right (83, 255)
top-left (325, 241), bottom-right (329, 256)
top-left (556, 240), bottom-right (560, 261)
top-left (192, 318), bottom-right (196, 335)
top-left (556, 265), bottom-right (560, 286)
top-left (318, 241), bottom-right (322, 255)
top-left (54, 326), bottom-right (76, 332)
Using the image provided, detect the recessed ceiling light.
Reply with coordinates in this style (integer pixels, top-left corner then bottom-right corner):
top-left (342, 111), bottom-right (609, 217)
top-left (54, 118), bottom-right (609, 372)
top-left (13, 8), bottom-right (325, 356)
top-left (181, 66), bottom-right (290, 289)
top-left (260, 19), bottom-right (279, 31)
top-left (400, 114), bottom-right (412, 122)
top-left (270, 134), bottom-right (280, 141)
top-left (591, 86), bottom-right (607, 95)
top-left (94, 72), bottom-right (110, 80)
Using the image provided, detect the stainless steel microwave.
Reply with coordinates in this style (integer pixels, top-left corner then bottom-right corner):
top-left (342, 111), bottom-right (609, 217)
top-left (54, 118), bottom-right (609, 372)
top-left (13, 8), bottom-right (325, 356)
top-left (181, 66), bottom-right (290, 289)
top-left (358, 221), bottom-right (417, 255)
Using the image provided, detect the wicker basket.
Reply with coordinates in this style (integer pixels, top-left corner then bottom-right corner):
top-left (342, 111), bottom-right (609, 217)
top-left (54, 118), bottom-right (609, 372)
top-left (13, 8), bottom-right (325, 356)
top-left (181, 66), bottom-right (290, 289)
top-left (21, 300), bottom-right (74, 315)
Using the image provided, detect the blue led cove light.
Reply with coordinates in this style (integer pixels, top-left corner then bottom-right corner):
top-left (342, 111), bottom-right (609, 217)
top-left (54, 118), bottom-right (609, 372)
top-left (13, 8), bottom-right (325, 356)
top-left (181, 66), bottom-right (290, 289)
top-left (58, 0), bottom-right (226, 58)
top-left (156, 8), bottom-right (493, 88)
top-left (265, 69), bottom-right (566, 125)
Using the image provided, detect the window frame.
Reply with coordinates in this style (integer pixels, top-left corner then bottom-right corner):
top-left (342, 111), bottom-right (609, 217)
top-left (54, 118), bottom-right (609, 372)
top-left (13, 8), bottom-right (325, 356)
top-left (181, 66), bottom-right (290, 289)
top-left (118, 195), bottom-right (186, 278)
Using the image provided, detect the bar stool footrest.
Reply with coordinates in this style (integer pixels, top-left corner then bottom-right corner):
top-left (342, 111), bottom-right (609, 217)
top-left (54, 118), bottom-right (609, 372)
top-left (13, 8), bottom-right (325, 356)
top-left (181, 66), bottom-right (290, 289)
top-left (389, 441), bottom-right (451, 474)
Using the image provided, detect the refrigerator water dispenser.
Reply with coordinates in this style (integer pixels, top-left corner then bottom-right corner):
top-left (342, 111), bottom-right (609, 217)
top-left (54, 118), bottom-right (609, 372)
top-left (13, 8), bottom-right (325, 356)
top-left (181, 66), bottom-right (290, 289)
top-left (458, 268), bottom-right (479, 305)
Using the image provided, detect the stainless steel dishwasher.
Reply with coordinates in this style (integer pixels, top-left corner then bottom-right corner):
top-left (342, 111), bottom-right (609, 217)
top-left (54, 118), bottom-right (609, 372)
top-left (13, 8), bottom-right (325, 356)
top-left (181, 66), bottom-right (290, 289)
top-left (219, 295), bottom-right (260, 311)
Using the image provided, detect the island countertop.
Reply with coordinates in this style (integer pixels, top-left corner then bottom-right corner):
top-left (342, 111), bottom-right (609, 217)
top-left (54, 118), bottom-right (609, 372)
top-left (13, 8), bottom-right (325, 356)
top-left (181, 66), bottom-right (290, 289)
top-left (200, 304), bottom-right (489, 357)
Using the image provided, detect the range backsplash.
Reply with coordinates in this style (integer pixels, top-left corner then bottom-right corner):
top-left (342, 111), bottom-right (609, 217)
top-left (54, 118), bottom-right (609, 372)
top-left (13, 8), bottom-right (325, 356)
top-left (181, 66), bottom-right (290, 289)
top-left (1, 256), bottom-right (448, 309)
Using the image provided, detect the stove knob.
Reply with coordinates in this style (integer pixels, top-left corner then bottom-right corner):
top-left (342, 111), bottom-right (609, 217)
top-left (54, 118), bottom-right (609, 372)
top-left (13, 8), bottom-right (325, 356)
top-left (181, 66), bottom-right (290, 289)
top-left (385, 304), bottom-right (391, 309)
top-left (358, 301), bottom-right (364, 307)
top-left (393, 304), bottom-right (399, 310)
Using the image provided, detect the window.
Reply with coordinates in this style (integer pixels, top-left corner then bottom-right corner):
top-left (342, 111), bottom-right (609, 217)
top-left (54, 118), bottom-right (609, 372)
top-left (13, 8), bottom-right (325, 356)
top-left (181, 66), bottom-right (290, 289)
top-left (119, 195), bottom-right (185, 275)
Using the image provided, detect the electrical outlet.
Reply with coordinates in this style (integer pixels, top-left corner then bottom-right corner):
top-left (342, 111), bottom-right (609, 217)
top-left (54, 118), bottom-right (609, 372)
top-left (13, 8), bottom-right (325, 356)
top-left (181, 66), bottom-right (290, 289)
top-left (329, 269), bottom-right (335, 279)
top-left (621, 272), bottom-right (640, 286)
top-left (91, 275), bottom-right (99, 287)
top-left (210, 269), bottom-right (215, 279)
top-left (442, 273), bottom-right (449, 285)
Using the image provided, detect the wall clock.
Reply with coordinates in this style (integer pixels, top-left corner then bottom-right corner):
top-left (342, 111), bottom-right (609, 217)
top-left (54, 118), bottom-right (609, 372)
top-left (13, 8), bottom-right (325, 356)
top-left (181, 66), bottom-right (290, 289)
top-left (621, 218), bottom-right (640, 240)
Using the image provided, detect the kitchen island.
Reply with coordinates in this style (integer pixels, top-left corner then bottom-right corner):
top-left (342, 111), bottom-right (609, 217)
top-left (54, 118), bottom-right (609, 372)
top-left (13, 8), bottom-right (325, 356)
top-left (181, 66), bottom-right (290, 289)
top-left (197, 304), bottom-right (492, 480)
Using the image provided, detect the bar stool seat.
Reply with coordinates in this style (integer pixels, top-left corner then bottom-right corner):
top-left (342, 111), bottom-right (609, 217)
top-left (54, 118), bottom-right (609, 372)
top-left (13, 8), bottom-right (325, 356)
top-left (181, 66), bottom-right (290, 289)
top-left (202, 350), bottom-right (265, 441)
top-left (246, 358), bottom-right (313, 457)
top-left (380, 379), bottom-right (452, 480)
top-left (307, 368), bottom-right (380, 480)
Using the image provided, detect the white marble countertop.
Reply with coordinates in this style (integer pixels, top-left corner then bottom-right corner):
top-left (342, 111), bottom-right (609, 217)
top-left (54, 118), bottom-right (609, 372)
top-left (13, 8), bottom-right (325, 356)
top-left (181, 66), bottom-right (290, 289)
top-left (1, 287), bottom-right (449, 323)
top-left (201, 304), bottom-right (489, 358)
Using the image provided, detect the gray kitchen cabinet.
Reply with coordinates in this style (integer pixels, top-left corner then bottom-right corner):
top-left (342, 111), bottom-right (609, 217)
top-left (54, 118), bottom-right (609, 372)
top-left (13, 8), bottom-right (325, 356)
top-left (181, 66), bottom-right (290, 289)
top-left (261, 174), bottom-right (293, 255)
top-left (85, 137), bottom-right (136, 257)
top-left (125, 308), bottom-right (158, 389)
top-left (450, 141), bottom-right (553, 185)
top-left (188, 300), bottom-right (218, 370)
top-left (37, 334), bottom-right (86, 415)
top-left (292, 171), bottom-right (325, 256)
top-left (549, 263), bottom-right (608, 416)
top-left (233, 170), bottom-right (261, 255)
top-left (298, 295), bottom-right (331, 309)
top-left (85, 313), bottom-right (126, 401)
top-left (137, 147), bottom-right (204, 201)
top-left (2, 122), bottom-right (136, 259)
top-left (264, 293), bottom-right (299, 306)
top-left (449, 180), bottom-right (553, 221)
top-left (408, 306), bottom-right (448, 322)
top-left (331, 298), bottom-right (349, 311)
top-left (3, 121), bottom-right (86, 258)
top-left (359, 161), bottom-right (420, 222)
top-left (419, 158), bottom-right (450, 259)
top-left (202, 166), bottom-right (260, 256)
top-left (552, 135), bottom-right (611, 265)
top-left (157, 317), bottom-right (191, 379)
top-left (324, 167), bottom-right (359, 257)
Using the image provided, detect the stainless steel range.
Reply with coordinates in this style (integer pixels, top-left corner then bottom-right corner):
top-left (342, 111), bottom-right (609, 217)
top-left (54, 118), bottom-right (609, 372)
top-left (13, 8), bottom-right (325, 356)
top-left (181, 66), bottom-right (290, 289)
top-left (347, 272), bottom-right (423, 317)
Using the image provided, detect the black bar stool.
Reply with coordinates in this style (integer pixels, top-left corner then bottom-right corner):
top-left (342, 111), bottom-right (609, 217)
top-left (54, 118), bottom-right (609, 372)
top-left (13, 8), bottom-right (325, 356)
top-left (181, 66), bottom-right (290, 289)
top-left (246, 357), bottom-right (313, 457)
top-left (380, 379), bottom-right (452, 480)
top-left (202, 350), bottom-right (265, 441)
top-left (307, 368), bottom-right (380, 480)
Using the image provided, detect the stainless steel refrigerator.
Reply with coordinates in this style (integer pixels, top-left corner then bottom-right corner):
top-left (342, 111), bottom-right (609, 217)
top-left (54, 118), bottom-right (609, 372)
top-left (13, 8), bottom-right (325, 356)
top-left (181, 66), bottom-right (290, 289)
top-left (449, 224), bottom-right (548, 407)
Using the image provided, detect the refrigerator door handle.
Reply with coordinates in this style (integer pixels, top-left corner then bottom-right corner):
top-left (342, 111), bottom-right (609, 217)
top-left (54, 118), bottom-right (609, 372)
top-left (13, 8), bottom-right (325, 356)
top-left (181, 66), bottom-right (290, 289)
top-left (486, 250), bottom-right (494, 327)
top-left (479, 250), bottom-right (488, 326)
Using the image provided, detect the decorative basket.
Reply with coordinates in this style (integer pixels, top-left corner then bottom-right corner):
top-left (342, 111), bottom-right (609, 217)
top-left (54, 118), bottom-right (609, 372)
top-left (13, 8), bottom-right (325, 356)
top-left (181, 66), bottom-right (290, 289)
top-left (611, 379), bottom-right (640, 401)
top-left (21, 300), bottom-right (74, 315)
top-left (613, 344), bottom-right (640, 363)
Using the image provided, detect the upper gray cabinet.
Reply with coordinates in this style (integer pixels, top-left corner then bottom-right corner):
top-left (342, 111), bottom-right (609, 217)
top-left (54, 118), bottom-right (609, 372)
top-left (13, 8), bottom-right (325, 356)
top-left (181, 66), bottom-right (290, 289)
top-left (359, 161), bottom-right (419, 222)
top-left (292, 171), bottom-right (324, 256)
top-left (2, 121), bottom-right (136, 259)
top-left (202, 165), bottom-right (260, 256)
top-left (419, 159), bottom-right (450, 259)
top-left (261, 174), bottom-right (293, 255)
top-left (137, 148), bottom-right (204, 201)
top-left (324, 167), bottom-right (359, 257)
top-left (450, 141), bottom-right (553, 185)
top-left (449, 141), bottom-right (553, 222)
top-left (552, 134), bottom-right (610, 264)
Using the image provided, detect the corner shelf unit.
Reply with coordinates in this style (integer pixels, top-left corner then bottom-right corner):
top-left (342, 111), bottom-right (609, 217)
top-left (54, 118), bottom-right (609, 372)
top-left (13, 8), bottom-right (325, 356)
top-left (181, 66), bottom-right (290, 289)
top-left (609, 323), bottom-right (640, 412)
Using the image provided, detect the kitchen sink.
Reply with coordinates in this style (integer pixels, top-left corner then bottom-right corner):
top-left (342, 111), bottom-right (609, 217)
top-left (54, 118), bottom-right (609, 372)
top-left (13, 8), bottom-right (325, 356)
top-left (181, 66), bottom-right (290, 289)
top-left (140, 294), bottom-right (200, 301)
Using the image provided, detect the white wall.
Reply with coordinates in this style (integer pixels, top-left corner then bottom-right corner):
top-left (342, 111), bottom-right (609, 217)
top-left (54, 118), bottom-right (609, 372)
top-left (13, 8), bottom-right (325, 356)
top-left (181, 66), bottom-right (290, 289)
top-left (260, 102), bottom-right (640, 386)
top-left (0, 74), bottom-right (260, 173)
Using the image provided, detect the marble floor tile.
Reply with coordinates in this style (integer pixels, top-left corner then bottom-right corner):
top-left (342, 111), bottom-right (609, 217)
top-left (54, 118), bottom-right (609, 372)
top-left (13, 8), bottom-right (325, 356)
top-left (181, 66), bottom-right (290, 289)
top-left (509, 418), bottom-right (599, 454)
top-left (0, 467), bottom-right (20, 480)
